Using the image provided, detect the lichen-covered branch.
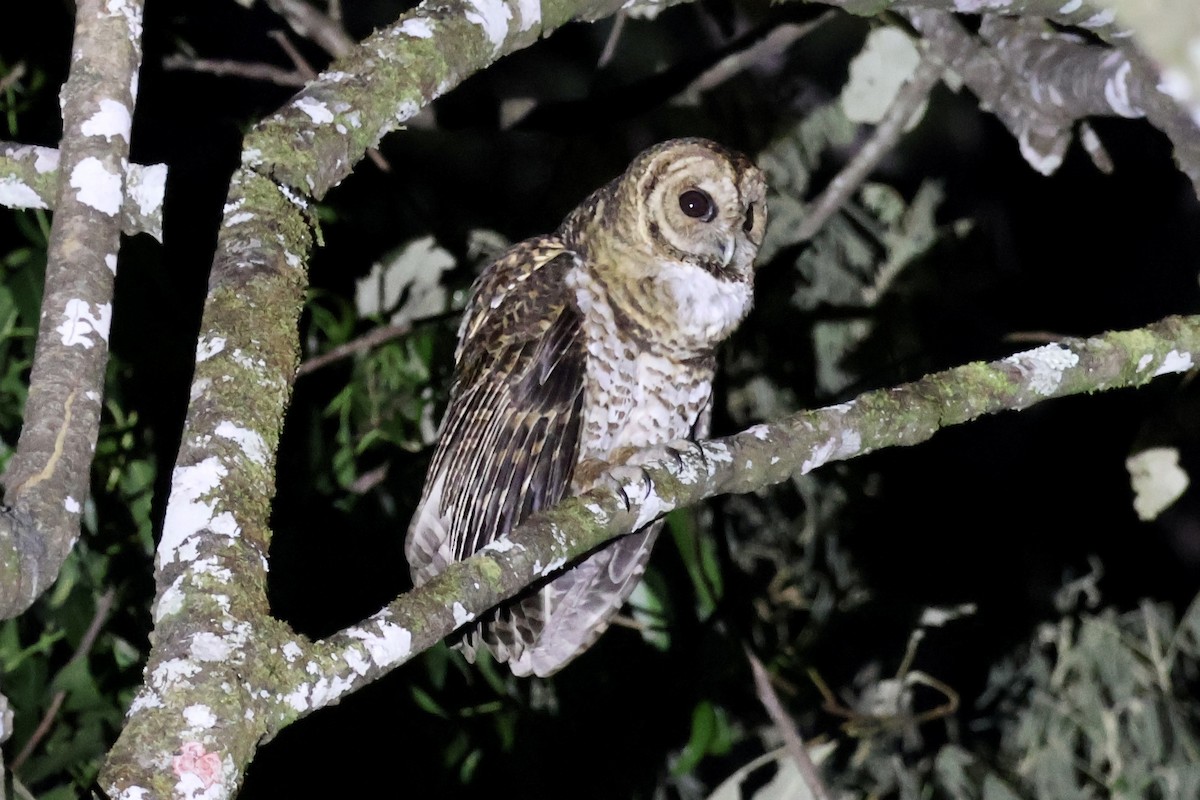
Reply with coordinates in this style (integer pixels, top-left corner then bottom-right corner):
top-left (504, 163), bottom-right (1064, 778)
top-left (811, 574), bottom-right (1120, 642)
top-left (908, 10), bottom-right (1145, 175)
top-left (0, 143), bottom-right (166, 241)
top-left (1094, 0), bottom-right (1200, 130)
top-left (807, 1), bottom-right (1200, 194)
top-left (258, 316), bottom-right (1199, 738)
top-left (0, 0), bottom-right (144, 620)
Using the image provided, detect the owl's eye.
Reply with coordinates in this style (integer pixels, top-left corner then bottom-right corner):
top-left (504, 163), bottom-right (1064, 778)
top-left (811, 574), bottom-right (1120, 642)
top-left (679, 189), bottom-right (716, 222)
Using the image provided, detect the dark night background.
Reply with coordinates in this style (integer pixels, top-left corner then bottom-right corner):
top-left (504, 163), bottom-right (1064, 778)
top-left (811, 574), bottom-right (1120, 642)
top-left (2, 1), bottom-right (1199, 797)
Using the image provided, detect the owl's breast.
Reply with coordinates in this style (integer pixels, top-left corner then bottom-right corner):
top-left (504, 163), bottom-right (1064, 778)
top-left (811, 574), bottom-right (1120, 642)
top-left (569, 265), bottom-right (714, 469)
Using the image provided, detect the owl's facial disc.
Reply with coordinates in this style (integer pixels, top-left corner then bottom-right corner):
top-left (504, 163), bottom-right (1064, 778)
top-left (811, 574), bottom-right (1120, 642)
top-left (632, 140), bottom-right (768, 281)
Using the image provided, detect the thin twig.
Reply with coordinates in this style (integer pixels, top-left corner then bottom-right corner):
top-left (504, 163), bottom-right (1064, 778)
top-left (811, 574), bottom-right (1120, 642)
top-left (597, 12), bottom-right (627, 69)
top-left (797, 54), bottom-right (943, 242)
top-left (746, 648), bottom-right (832, 800)
top-left (11, 589), bottom-right (115, 772)
top-left (296, 321), bottom-right (415, 377)
top-left (162, 54), bottom-right (307, 86)
top-left (267, 30), bottom-right (317, 80)
top-left (679, 16), bottom-right (832, 99)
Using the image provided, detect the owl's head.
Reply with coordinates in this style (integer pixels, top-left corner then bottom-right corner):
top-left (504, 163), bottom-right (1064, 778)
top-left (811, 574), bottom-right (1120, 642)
top-left (619, 137), bottom-right (768, 284)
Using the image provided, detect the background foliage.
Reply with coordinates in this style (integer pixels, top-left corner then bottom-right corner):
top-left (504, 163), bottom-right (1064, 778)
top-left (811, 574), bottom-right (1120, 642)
top-left (2, 1), bottom-right (1200, 797)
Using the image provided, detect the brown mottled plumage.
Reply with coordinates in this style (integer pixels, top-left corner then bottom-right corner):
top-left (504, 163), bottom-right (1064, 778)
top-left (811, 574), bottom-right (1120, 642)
top-left (405, 138), bottom-right (768, 676)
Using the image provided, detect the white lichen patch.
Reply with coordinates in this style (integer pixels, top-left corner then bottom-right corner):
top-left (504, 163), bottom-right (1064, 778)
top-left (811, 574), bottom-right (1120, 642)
top-left (65, 496), bottom-right (81, 513)
top-left (104, 0), bottom-right (144, 39)
top-left (283, 685), bottom-right (309, 712)
top-left (1018, 130), bottom-right (1063, 176)
top-left (128, 690), bottom-right (164, 715)
top-left (196, 336), bottom-right (226, 362)
top-left (105, 253), bottom-right (117, 274)
top-left (152, 658), bottom-right (203, 690)
top-left (1080, 7), bottom-right (1116, 27)
top-left (464, 0), bottom-right (512, 51)
top-left (70, 157), bottom-right (122, 215)
top-left (344, 648), bottom-right (370, 676)
top-left (701, 442), bottom-right (733, 464)
top-left (1127, 446), bottom-right (1189, 521)
top-left (538, 556), bottom-right (568, 577)
top-left (230, 349), bottom-right (267, 371)
top-left (227, 211), bottom-right (254, 226)
top-left (33, 146), bottom-right (60, 172)
top-left (115, 787), bottom-right (150, 800)
top-left (154, 574), bottom-right (187, 622)
top-left (131, 162), bottom-right (166, 217)
top-left (294, 96), bottom-right (334, 124)
top-left (395, 99), bottom-right (420, 123)
top-left (183, 704), bottom-right (218, 729)
top-left (190, 632), bottom-right (235, 662)
top-left (160, 456), bottom-right (229, 564)
top-left (347, 617), bottom-right (413, 668)
top-left (1155, 349), bottom-right (1194, 376)
top-left (309, 675), bottom-right (354, 707)
top-left (452, 602), bottom-right (475, 626)
top-left (801, 430), bottom-right (860, 475)
top-left (81, 98), bottom-right (132, 142)
top-left (1058, 0), bottom-right (1082, 11)
top-left (57, 299), bottom-right (112, 349)
top-left (0, 177), bottom-right (47, 209)
top-left (193, 556), bottom-right (233, 583)
top-left (214, 420), bottom-right (268, 465)
top-left (1103, 57), bottom-right (1139, 118)
top-left (516, 0), bottom-right (541, 30)
top-left (281, 641), bottom-right (303, 662)
top-left (745, 424), bottom-right (770, 440)
top-left (398, 17), bottom-right (434, 38)
top-left (481, 537), bottom-right (517, 554)
top-left (1004, 343), bottom-right (1078, 396)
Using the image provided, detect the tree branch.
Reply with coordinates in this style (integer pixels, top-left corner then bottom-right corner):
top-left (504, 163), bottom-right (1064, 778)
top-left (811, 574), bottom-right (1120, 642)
top-left (797, 51), bottom-right (943, 241)
top-left (0, 0), bottom-right (145, 620)
top-left (0, 143), bottom-right (165, 241)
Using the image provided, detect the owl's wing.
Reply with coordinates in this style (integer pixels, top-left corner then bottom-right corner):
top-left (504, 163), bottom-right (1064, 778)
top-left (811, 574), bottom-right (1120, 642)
top-left (502, 389), bottom-right (715, 677)
top-left (405, 237), bottom-right (586, 602)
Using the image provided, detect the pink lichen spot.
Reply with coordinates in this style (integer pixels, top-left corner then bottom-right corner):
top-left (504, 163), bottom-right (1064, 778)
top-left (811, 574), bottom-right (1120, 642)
top-left (173, 741), bottom-right (222, 790)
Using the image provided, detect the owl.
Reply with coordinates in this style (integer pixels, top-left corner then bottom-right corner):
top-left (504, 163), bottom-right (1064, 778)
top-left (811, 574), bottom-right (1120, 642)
top-left (405, 137), bottom-right (768, 676)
